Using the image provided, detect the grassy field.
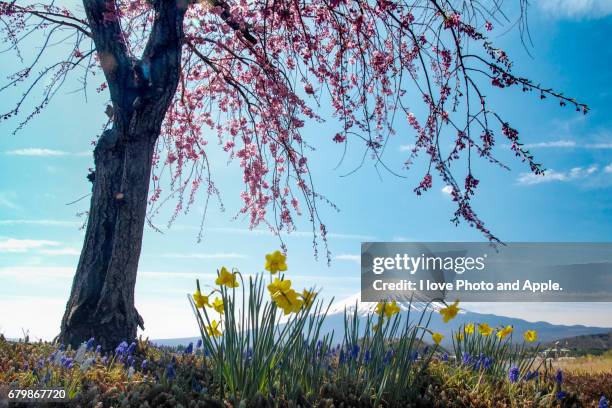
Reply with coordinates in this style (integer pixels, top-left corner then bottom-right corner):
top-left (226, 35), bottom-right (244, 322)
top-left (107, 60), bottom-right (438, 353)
top-left (552, 351), bottom-right (612, 374)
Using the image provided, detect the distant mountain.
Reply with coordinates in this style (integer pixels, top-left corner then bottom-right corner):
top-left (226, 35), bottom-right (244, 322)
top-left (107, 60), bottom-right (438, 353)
top-left (314, 293), bottom-right (612, 348)
top-left (543, 331), bottom-right (612, 354)
top-left (153, 293), bottom-right (612, 348)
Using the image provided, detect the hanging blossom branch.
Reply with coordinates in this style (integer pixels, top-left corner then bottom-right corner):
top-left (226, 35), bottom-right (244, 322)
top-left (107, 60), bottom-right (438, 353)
top-left (0, 0), bottom-right (588, 257)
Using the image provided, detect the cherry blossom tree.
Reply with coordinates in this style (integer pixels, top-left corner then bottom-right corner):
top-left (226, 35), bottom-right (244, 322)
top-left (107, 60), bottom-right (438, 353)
top-left (0, 0), bottom-right (586, 349)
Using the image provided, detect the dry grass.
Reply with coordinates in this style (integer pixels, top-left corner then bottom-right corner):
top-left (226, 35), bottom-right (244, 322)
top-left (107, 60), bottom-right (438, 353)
top-left (552, 350), bottom-right (612, 374)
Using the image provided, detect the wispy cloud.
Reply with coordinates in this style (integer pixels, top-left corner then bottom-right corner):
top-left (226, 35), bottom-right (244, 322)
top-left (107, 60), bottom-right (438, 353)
top-left (605, 163), bottom-right (612, 173)
top-left (521, 140), bottom-right (612, 149)
top-left (523, 140), bottom-right (576, 148)
top-left (0, 219), bottom-right (82, 227)
top-left (335, 254), bottom-right (361, 263)
top-left (158, 252), bottom-right (247, 259)
top-left (39, 247), bottom-right (81, 256)
top-left (327, 232), bottom-right (376, 240)
top-left (0, 265), bottom-right (207, 281)
top-left (0, 192), bottom-right (21, 211)
top-left (0, 266), bottom-right (73, 279)
top-left (586, 142), bottom-right (612, 149)
top-left (441, 185), bottom-right (453, 197)
top-left (516, 165), bottom-right (599, 186)
top-left (399, 144), bottom-right (416, 152)
top-left (1, 220), bottom-right (375, 241)
top-left (538, 0), bottom-right (612, 19)
top-left (139, 271), bottom-right (216, 279)
top-left (0, 238), bottom-right (60, 253)
top-left (174, 225), bottom-right (376, 241)
top-left (4, 148), bottom-right (91, 157)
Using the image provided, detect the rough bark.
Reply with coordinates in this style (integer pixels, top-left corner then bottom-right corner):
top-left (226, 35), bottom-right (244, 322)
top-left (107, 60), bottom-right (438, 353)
top-left (59, 0), bottom-right (186, 350)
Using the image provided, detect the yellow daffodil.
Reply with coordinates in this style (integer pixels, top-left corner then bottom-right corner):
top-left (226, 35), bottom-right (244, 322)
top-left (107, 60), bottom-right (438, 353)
top-left (212, 297), bottom-right (224, 314)
top-left (496, 325), bottom-right (513, 340)
top-left (267, 277), bottom-right (292, 296)
top-left (375, 300), bottom-right (401, 319)
top-left (439, 300), bottom-right (460, 323)
top-left (193, 289), bottom-right (210, 308)
top-left (455, 332), bottom-right (464, 342)
top-left (265, 250), bottom-right (288, 274)
top-left (206, 320), bottom-right (222, 337)
top-left (432, 332), bottom-right (444, 345)
top-left (301, 289), bottom-right (316, 308)
top-left (464, 323), bottom-right (475, 335)
top-left (523, 330), bottom-right (537, 342)
top-left (215, 267), bottom-right (239, 288)
top-left (272, 288), bottom-right (303, 315)
top-left (478, 323), bottom-right (493, 336)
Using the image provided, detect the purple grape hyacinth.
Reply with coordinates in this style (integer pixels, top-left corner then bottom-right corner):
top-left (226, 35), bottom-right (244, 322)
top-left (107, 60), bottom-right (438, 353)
top-left (555, 369), bottom-right (563, 385)
top-left (115, 341), bottom-right (128, 355)
top-left (508, 366), bottom-right (520, 383)
top-left (166, 363), bottom-right (176, 380)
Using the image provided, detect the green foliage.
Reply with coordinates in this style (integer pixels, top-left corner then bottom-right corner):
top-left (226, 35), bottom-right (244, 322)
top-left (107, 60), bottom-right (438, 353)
top-left (189, 272), bottom-right (332, 404)
top-left (452, 323), bottom-right (540, 380)
top-left (332, 301), bottom-right (437, 406)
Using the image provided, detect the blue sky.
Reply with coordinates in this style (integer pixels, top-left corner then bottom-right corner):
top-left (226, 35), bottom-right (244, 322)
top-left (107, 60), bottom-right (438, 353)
top-left (1, 0), bottom-right (612, 340)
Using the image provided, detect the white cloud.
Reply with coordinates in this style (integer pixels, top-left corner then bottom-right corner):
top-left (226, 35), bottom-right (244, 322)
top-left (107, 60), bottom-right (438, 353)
top-left (538, 0), bottom-right (612, 19)
top-left (0, 265), bottom-right (206, 282)
top-left (158, 252), bottom-right (247, 259)
top-left (335, 254), bottom-right (361, 263)
top-left (570, 165), bottom-right (599, 177)
top-left (6, 148), bottom-right (66, 157)
top-left (441, 185), bottom-right (453, 197)
top-left (586, 143), bottom-right (612, 149)
top-left (0, 219), bottom-right (82, 227)
top-left (523, 140), bottom-right (576, 148)
top-left (516, 165), bottom-right (598, 185)
top-left (520, 140), bottom-right (612, 149)
top-left (39, 247), bottom-right (81, 256)
top-left (0, 238), bottom-right (60, 253)
top-left (139, 271), bottom-right (215, 279)
top-left (0, 266), bottom-right (74, 281)
top-left (328, 232), bottom-right (377, 240)
top-left (174, 225), bottom-right (376, 241)
top-left (399, 144), bottom-right (416, 152)
top-left (0, 192), bottom-right (20, 210)
top-left (605, 163), bottom-right (612, 173)
top-left (4, 148), bottom-right (91, 157)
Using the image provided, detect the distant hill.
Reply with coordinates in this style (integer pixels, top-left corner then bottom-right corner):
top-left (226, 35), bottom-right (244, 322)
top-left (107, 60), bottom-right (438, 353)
top-left (543, 331), bottom-right (612, 355)
top-left (153, 293), bottom-right (612, 348)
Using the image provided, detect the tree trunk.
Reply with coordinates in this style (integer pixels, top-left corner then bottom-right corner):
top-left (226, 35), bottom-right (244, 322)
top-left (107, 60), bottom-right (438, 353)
top-left (58, 0), bottom-right (186, 350)
top-left (59, 123), bottom-right (157, 350)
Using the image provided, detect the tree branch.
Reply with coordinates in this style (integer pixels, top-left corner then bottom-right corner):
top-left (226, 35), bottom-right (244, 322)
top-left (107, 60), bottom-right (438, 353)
top-left (81, 0), bottom-right (130, 90)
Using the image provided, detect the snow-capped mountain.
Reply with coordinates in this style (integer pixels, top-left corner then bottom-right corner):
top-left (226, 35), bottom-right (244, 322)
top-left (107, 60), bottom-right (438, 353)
top-left (325, 292), bottom-right (443, 316)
